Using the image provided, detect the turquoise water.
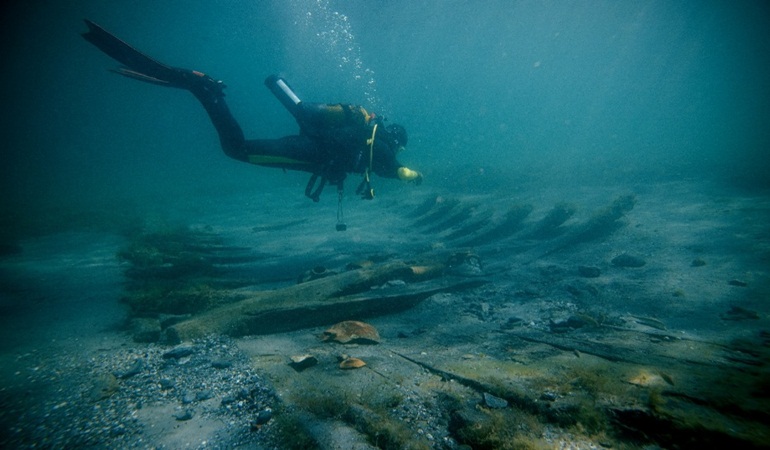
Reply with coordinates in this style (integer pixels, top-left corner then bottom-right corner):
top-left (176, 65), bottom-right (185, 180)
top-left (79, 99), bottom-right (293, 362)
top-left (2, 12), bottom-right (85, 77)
top-left (1, 2), bottom-right (769, 448)
top-left (2, 0), bottom-right (769, 228)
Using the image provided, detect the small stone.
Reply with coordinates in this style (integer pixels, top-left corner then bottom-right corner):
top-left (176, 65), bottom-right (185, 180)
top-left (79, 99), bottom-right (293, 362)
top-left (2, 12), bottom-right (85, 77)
top-left (211, 359), bottom-right (233, 369)
top-left (114, 358), bottom-right (144, 379)
top-left (255, 408), bottom-right (272, 425)
top-left (174, 409), bottom-right (194, 421)
top-left (159, 378), bottom-right (175, 390)
top-left (690, 258), bottom-right (706, 267)
top-left (181, 391), bottom-right (196, 404)
top-left (196, 390), bottom-right (214, 401)
top-left (163, 344), bottom-right (196, 359)
top-left (89, 373), bottom-right (119, 401)
top-left (482, 392), bottom-right (508, 409)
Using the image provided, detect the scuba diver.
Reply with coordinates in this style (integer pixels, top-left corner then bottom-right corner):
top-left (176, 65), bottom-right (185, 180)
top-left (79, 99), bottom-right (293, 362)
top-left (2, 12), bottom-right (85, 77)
top-left (82, 20), bottom-right (422, 230)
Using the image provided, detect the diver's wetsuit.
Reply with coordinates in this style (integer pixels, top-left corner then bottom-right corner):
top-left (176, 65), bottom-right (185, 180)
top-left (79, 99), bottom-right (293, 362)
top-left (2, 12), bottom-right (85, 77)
top-left (194, 86), bottom-right (403, 184)
top-left (82, 20), bottom-right (420, 200)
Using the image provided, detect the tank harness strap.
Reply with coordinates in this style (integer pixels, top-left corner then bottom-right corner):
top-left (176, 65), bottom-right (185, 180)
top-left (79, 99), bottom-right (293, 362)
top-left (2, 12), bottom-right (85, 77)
top-left (356, 123), bottom-right (378, 200)
top-left (304, 173), bottom-right (326, 202)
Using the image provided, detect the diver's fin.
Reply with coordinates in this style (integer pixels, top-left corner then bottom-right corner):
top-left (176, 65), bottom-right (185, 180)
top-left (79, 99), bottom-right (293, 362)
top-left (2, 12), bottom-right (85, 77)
top-left (82, 20), bottom-right (178, 84)
top-left (110, 67), bottom-right (173, 86)
top-left (82, 19), bottom-right (225, 95)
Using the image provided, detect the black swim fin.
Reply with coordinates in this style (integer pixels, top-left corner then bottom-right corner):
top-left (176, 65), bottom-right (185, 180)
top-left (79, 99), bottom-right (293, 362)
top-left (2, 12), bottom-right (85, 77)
top-left (82, 19), bottom-right (225, 94)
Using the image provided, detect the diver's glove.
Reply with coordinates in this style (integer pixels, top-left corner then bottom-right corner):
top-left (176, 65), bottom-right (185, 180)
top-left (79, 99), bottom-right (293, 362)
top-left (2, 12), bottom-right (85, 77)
top-left (397, 167), bottom-right (423, 185)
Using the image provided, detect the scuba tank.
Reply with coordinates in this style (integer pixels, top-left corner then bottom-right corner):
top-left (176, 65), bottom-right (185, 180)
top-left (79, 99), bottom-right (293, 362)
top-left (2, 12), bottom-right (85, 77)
top-left (265, 74), bottom-right (372, 133)
top-left (264, 75), bottom-right (303, 122)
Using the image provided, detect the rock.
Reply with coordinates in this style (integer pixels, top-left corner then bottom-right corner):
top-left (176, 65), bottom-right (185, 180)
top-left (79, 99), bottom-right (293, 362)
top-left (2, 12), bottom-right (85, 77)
top-left (611, 253), bottom-right (646, 268)
top-left (321, 320), bottom-right (380, 344)
top-left (89, 373), bottom-right (119, 401)
top-left (211, 359), bottom-right (233, 369)
top-left (289, 354), bottom-right (318, 372)
top-left (163, 344), bottom-right (196, 359)
top-left (174, 409), bottom-right (194, 421)
top-left (181, 391), bottom-right (196, 404)
top-left (196, 390), bottom-right (214, 401)
top-left (255, 408), bottom-right (273, 425)
top-left (690, 258), bottom-right (706, 267)
top-left (728, 279), bottom-right (747, 287)
top-left (114, 358), bottom-right (144, 379)
top-left (577, 266), bottom-right (601, 278)
top-left (482, 393), bottom-right (508, 409)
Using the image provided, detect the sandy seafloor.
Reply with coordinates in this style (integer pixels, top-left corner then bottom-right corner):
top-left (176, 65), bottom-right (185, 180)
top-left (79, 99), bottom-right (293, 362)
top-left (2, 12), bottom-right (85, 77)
top-left (1, 178), bottom-right (769, 449)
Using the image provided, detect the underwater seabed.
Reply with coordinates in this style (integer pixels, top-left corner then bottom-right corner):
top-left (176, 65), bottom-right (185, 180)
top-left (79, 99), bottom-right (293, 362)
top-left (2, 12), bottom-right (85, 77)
top-left (0, 179), bottom-right (769, 449)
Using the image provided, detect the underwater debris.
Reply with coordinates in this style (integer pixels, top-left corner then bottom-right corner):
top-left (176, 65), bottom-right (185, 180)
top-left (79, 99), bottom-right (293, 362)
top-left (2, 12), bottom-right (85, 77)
top-left (339, 356), bottom-right (367, 369)
top-left (407, 195), bottom-right (443, 218)
top-left (522, 202), bottom-right (576, 240)
top-left (322, 320), bottom-right (380, 344)
top-left (443, 208), bottom-right (495, 241)
top-left (289, 354), bottom-right (318, 372)
top-left (420, 203), bottom-right (477, 234)
top-left (458, 203), bottom-right (534, 247)
top-left (538, 194), bottom-right (636, 258)
top-left (412, 197), bottom-right (461, 228)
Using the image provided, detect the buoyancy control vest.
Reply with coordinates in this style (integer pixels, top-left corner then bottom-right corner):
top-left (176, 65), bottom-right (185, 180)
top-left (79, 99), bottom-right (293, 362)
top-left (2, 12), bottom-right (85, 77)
top-left (264, 75), bottom-right (377, 201)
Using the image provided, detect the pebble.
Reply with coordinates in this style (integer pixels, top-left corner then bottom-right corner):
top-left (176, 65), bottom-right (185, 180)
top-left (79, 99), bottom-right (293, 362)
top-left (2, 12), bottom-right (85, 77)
top-left (174, 409), bottom-right (194, 421)
top-left (182, 391), bottom-right (196, 404)
top-left (163, 345), bottom-right (197, 359)
top-left (255, 408), bottom-right (273, 425)
top-left (3, 335), bottom-right (275, 449)
top-left (211, 359), bottom-right (233, 369)
top-left (114, 358), bottom-right (144, 379)
top-left (196, 390), bottom-right (214, 401)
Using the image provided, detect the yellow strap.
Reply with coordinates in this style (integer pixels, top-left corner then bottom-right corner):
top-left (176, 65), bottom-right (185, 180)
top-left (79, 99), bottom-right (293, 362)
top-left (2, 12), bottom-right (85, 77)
top-left (364, 124), bottom-right (378, 181)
